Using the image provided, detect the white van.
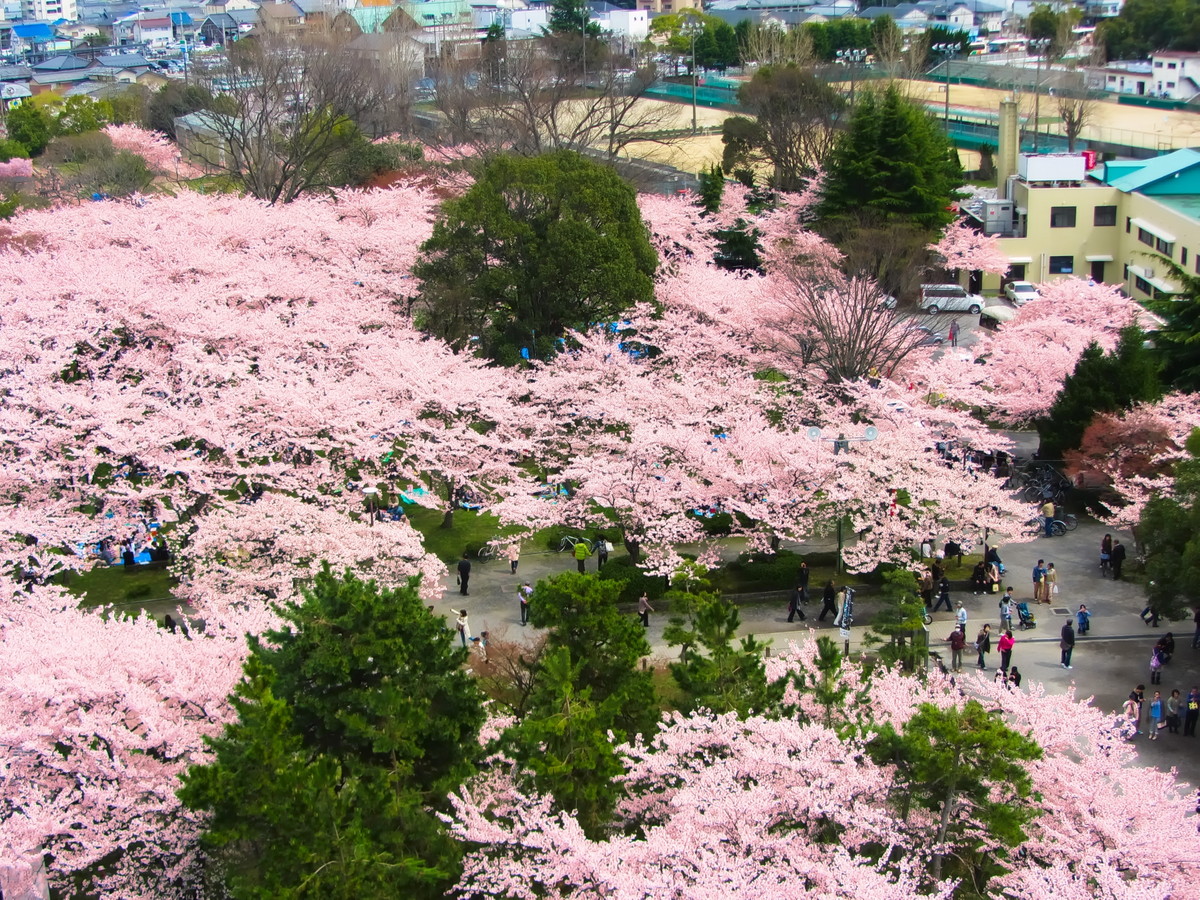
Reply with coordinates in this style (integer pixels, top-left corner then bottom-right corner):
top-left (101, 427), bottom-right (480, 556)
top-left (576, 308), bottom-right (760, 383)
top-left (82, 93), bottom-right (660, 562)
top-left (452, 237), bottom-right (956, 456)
top-left (919, 284), bottom-right (984, 315)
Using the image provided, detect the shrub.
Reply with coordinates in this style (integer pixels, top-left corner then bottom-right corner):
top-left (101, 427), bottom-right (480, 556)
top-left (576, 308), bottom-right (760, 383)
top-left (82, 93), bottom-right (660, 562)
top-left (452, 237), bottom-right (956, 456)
top-left (44, 132), bottom-right (115, 166)
top-left (0, 139), bottom-right (30, 162)
top-left (596, 556), bottom-right (669, 603)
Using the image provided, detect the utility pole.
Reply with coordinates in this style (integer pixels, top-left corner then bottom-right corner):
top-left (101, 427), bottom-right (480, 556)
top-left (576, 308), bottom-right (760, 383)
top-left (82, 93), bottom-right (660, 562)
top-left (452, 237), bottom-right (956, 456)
top-left (1030, 38), bottom-right (1051, 152)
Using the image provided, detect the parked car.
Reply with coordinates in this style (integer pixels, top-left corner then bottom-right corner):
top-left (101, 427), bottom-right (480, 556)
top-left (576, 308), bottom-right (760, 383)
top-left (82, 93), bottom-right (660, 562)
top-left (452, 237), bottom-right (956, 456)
top-left (919, 283), bottom-right (984, 315)
top-left (1004, 281), bottom-right (1040, 305)
top-left (907, 324), bottom-right (945, 346)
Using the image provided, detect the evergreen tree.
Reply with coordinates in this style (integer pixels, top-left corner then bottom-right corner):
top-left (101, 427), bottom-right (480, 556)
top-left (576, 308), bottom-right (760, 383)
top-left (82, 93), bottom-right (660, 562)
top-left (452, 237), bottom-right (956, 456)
top-left (662, 567), bottom-right (774, 716)
top-left (1037, 325), bottom-right (1161, 459)
top-left (179, 567), bottom-right (484, 899)
top-left (863, 568), bottom-right (928, 671)
top-left (816, 85), bottom-right (963, 233)
top-left (414, 150), bottom-right (657, 364)
top-left (696, 162), bottom-right (724, 215)
top-left (1138, 429), bottom-right (1200, 621)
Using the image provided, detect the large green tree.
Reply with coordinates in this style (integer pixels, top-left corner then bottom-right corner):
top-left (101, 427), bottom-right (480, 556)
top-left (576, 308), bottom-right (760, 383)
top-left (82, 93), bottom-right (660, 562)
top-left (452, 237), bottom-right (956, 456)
top-left (414, 150), bottom-right (657, 364)
top-left (816, 85), bottom-right (963, 233)
top-left (5, 102), bottom-right (53, 157)
top-left (1138, 429), bottom-right (1200, 621)
top-left (723, 65), bottom-right (846, 192)
top-left (178, 567), bottom-right (484, 900)
top-left (1098, 0), bottom-right (1200, 60)
top-left (1037, 325), bottom-right (1161, 460)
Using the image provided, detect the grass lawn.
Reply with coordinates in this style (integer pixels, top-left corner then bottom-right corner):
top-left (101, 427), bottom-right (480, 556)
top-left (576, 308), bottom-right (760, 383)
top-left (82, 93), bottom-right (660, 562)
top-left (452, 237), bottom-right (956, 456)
top-left (61, 563), bottom-right (177, 612)
top-left (403, 505), bottom-right (510, 565)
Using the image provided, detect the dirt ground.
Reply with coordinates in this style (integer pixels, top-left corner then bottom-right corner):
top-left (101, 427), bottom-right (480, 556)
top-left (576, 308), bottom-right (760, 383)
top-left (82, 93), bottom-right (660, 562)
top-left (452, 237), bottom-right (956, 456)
top-left (617, 80), bottom-right (1200, 177)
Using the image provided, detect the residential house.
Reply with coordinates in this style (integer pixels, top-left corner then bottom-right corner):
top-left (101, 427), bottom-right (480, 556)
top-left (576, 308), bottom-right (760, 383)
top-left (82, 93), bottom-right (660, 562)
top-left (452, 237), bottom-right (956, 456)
top-left (0, 79), bottom-right (31, 109)
top-left (1086, 60), bottom-right (1152, 96)
top-left (1084, 0), bottom-right (1123, 20)
top-left (10, 22), bottom-right (58, 55)
top-left (856, 5), bottom-right (928, 30)
top-left (636, 0), bottom-right (698, 13)
top-left (1149, 50), bottom-right (1200, 101)
top-left (203, 0), bottom-right (258, 14)
top-left (200, 11), bottom-right (242, 43)
top-left (257, 0), bottom-right (306, 32)
top-left (967, 148), bottom-right (1200, 302)
top-left (913, 0), bottom-right (974, 32)
top-left (29, 52), bottom-right (90, 90)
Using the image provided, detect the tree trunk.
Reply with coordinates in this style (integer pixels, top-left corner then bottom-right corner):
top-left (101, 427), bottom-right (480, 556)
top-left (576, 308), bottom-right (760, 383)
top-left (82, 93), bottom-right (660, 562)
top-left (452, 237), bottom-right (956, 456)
top-left (931, 786), bottom-right (958, 882)
top-left (625, 538), bottom-right (641, 565)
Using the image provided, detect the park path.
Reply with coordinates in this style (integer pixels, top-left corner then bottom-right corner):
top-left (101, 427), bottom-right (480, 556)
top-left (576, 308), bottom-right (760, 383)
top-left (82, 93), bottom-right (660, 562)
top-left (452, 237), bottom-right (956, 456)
top-left (440, 515), bottom-right (1200, 789)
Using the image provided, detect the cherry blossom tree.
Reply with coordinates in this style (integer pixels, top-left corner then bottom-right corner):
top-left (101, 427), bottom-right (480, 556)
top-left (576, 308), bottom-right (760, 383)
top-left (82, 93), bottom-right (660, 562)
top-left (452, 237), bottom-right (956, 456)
top-left (445, 641), bottom-right (1200, 900)
top-left (928, 220), bottom-right (1010, 275)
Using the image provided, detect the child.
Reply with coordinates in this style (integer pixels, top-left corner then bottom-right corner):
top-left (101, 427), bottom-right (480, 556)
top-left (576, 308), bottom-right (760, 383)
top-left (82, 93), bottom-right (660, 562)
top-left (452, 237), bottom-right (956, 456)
top-left (1149, 691), bottom-right (1164, 740)
top-left (1076, 604), bottom-right (1091, 635)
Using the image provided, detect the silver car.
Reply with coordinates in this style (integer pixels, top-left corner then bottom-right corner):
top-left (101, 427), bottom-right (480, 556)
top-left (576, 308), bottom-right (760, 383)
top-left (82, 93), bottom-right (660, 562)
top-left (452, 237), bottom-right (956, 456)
top-left (919, 284), bottom-right (984, 315)
top-left (1004, 281), bottom-right (1040, 306)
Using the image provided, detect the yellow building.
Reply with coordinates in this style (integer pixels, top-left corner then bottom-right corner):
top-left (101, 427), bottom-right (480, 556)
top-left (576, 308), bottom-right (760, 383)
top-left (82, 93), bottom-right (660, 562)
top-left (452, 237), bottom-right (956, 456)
top-left (971, 148), bottom-right (1200, 301)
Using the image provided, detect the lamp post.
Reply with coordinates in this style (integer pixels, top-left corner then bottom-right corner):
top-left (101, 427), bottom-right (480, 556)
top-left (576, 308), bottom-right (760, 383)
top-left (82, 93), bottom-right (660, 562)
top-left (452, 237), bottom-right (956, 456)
top-left (682, 16), bottom-right (702, 134)
top-left (807, 425), bottom-right (879, 575)
top-left (837, 47), bottom-right (868, 102)
top-left (581, 3), bottom-right (587, 87)
top-left (932, 42), bottom-right (958, 128)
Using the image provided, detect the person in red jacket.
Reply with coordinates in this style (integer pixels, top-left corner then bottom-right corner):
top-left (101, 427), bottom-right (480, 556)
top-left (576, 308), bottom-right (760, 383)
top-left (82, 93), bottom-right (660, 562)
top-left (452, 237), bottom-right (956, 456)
top-left (997, 630), bottom-right (1015, 673)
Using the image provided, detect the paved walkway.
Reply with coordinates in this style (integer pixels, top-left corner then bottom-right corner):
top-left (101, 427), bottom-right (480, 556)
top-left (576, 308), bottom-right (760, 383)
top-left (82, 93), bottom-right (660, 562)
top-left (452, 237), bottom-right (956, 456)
top-left (438, 517), bottom-right (1200, 789)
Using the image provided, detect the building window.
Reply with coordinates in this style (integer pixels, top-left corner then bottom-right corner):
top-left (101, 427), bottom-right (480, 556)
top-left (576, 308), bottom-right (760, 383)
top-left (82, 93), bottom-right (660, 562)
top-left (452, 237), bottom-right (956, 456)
top-left (1184, 248), bottom-right (1190, 267)
top-left (1050, 206), bottom-right (1077, 228)
top-left (1169, 62), bottom-right (1178, 69)
top-left (1126, 217), bottom-right (1132, 233)
top-left (1049, 255), bottom-right (1074, 274)
top-left (1135, 276), bottom-right (1152, 294)
top-left (1138, 227), bottom-right (1155, 247)
top-left (1157, 237), bottom-right (1174, 256)
top-left (1007, 263), bottom-right (1026, 281)
top-left (1094, 205), bottom-right (1117, 226)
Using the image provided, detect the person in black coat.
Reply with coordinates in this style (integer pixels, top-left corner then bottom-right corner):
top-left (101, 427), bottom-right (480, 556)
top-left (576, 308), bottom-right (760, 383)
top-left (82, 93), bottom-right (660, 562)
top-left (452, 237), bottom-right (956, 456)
top-left (457, 554), bottom-right (471, 596)
top-left (787, 582), bottom-right (807, 623)
top-left (1060, 620), bottom-right (1076, 669)
top-left (1111, 540), bottom-right (1127, 580)
top-left (819, 580), bottom-right (838, 622)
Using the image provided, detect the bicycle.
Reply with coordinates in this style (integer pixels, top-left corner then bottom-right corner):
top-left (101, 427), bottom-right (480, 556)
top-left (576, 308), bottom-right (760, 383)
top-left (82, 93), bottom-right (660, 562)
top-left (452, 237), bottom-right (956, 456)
top-left (557, 536), bottom-right (595, 554)
top-left (476, 542), bottom-right (500, 560)
top-left (1048, 514), bottom-right (1078, 536)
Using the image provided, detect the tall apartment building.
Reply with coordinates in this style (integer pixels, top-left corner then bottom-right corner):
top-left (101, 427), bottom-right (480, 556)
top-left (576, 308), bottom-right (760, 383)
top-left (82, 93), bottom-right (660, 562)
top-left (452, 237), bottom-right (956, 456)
top-left (21, 0), bottom-right (76, 21)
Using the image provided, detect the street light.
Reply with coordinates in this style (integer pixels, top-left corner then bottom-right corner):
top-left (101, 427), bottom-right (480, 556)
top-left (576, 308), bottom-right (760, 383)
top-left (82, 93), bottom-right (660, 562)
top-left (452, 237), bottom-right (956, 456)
top-left (837, 47), bottom-right (868, 102)
top-left (681, 15), bottom-right (703, 134)
top-left (932, 42), bottom-right (958, 128)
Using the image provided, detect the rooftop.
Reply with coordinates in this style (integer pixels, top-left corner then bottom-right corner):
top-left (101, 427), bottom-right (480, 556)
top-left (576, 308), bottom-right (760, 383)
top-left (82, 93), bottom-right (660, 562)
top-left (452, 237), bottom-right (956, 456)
top-left (1102, 148), bottom-right (1200, 193)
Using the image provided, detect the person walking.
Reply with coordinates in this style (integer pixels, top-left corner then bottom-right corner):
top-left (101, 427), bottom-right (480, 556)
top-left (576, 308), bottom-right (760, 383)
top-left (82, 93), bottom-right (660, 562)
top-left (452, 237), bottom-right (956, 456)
top-left (1186, 687), bottom-right (1200, 737)
top-left (948, 318), bottom-right (960, 348)
top-left (1032, 559), bottom-right (1047, 604)
top-left (573, 539), bottom-right (591, 573)
top-left (596, 535), bottom-right (610, 568)
top-left (999, 588), bottom-right (1016, 631)
top-left (798, 561), bottom-right (810, 595)
top-left (920, 571), bottom-right (934, 608)
top-left (637, 592), bottom-right (654, 628)
top-left (1111, 540), bottom-right (1127, 580)
top-left (1149, 691), bottom-right (1164, 739)
top-left (518, 581), bottom-right (532, 625)
top-left (1129, 684), bottom-right (1146, 735)
top-left (947, 627), bottom-right (966, 673)
top-left (787, 581), bottom-right (807, 623)
top-left (455, 609), bottom-right (471, 648)
top-left (975, 623), bottom-right (993, 670)
top-left (1060, 619), bottom-right (1076, 669)
top-left (1192, 606), bottom-right (1200, 649)
top-left (457, 553), bottom-right (472, 596)
top-left (1043, 562), bottom-right (1058, 603)
top-left (819, 580), bottom-right (839, 622)
top-left (956, 600), bottom-right (968, 635)
top-left (1167, 689), bottom-right (1182, 734)
top-left (507, 543), bottom-right (520, 574)
top-left (1150, 646), bottom-right (1164, 685)
top-left (1100, 533), bottom-right (1113, 576)
top-left (1076, 603), bottom-right (1091, 635)
top-left (932, 577), bottom-right (953, 614)
top-left (998, 629), bottom-right (1015, 672)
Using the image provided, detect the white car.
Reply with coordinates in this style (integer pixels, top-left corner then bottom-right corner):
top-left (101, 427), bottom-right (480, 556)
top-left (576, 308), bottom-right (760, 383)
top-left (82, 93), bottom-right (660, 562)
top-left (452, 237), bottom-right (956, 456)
top-left (919, 284), bottom-right (984, 315)
top-left (1004, 281), bottom-right (1040, 305)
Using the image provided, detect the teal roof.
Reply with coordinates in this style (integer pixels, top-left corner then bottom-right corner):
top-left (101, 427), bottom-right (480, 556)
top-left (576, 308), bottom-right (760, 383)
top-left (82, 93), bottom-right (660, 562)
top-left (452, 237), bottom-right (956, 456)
top-left (401, 0), bottom-right (471, 24)
top-left (1103, 148), bottom-right (1200, 193)
top-left (348, 7), bottom-right (395, 32)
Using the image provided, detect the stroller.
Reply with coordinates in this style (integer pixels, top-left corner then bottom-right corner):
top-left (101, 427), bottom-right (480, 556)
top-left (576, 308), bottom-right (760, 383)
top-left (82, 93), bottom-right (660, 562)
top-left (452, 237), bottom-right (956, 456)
top-left (1016, 601), bottom-right (1037, 630)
